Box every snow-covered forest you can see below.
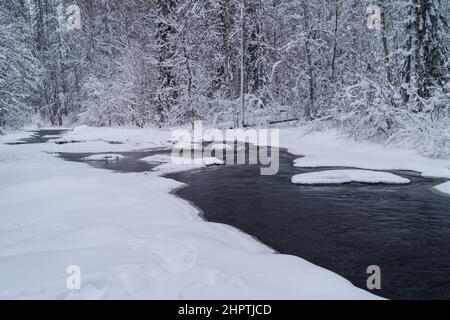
[1,0,450,157]
[3,0,450,301]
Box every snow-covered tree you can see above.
[401,0,449,110]
[2,0,450,157]
[0,0,42,132]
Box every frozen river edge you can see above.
[3,125,449,299]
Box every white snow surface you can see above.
[434,181,450,196]
[0,130,34,144]
[44,125,174,152]
[282,130,450,179]
[142,154,224,175]
[0,125,410,300]
[141,154,173,163]
[291,170,411,185]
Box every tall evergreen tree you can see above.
[154,0,179,123]
[402,0,449,110]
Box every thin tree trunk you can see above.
[379,1,392,84]
[240,0,246,128]
[330,1,339,81]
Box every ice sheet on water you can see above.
[291,169,410,185]
[434,181,450,196]
[142,154,224,174]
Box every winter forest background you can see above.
[1,0,450,157]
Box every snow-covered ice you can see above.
[283,130,450,179]
[49,125,173,152]
[142,154,224,175]
[82,154,124,161]
[189,157,224,166]
[291,170,411,185]
[141,154,172,163]
[434,181,450,196]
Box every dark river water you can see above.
[6,129,69,144]
[8,130,450,299]
[168,148,450,300]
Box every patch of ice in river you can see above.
[434,181,450,196]
[291,170,411,185]
[192,157,224,166]
[281,129,450,179]
[141,154,172,163]
[82,154,124,161]
[142,154,224,174]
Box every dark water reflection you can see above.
[56,139,450,299]
[168,149,450,300]
[59,149,172,173]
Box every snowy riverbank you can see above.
[1,125,448,299]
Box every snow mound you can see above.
[169,156,224,166]
[58,126,173,152]
[141,154,172,163]
[82,154,124,161]
[284,129,450,179]
[72,125,90,134]
[434,181,450,196]
[291,170,410,185]
[142,154,223,166]
[193,157,224,166]
[143,155,224,174]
